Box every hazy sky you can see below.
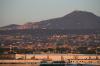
[0,0,100,27]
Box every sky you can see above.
[0,0,100,27]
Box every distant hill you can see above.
[39,10,100,29]
[0,22,39,30]
[0,10,100,30]
[0,24,20,30]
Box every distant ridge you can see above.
[0,10,100,30]
[39,10,100,29]
[0,24,20,30]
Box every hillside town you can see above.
[0,32,100,54]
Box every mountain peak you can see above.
[40,10,100,29]
[64,10,97,18]
[71,10,90,13]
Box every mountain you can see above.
[0,10,100,30]
[39,10,100,29]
